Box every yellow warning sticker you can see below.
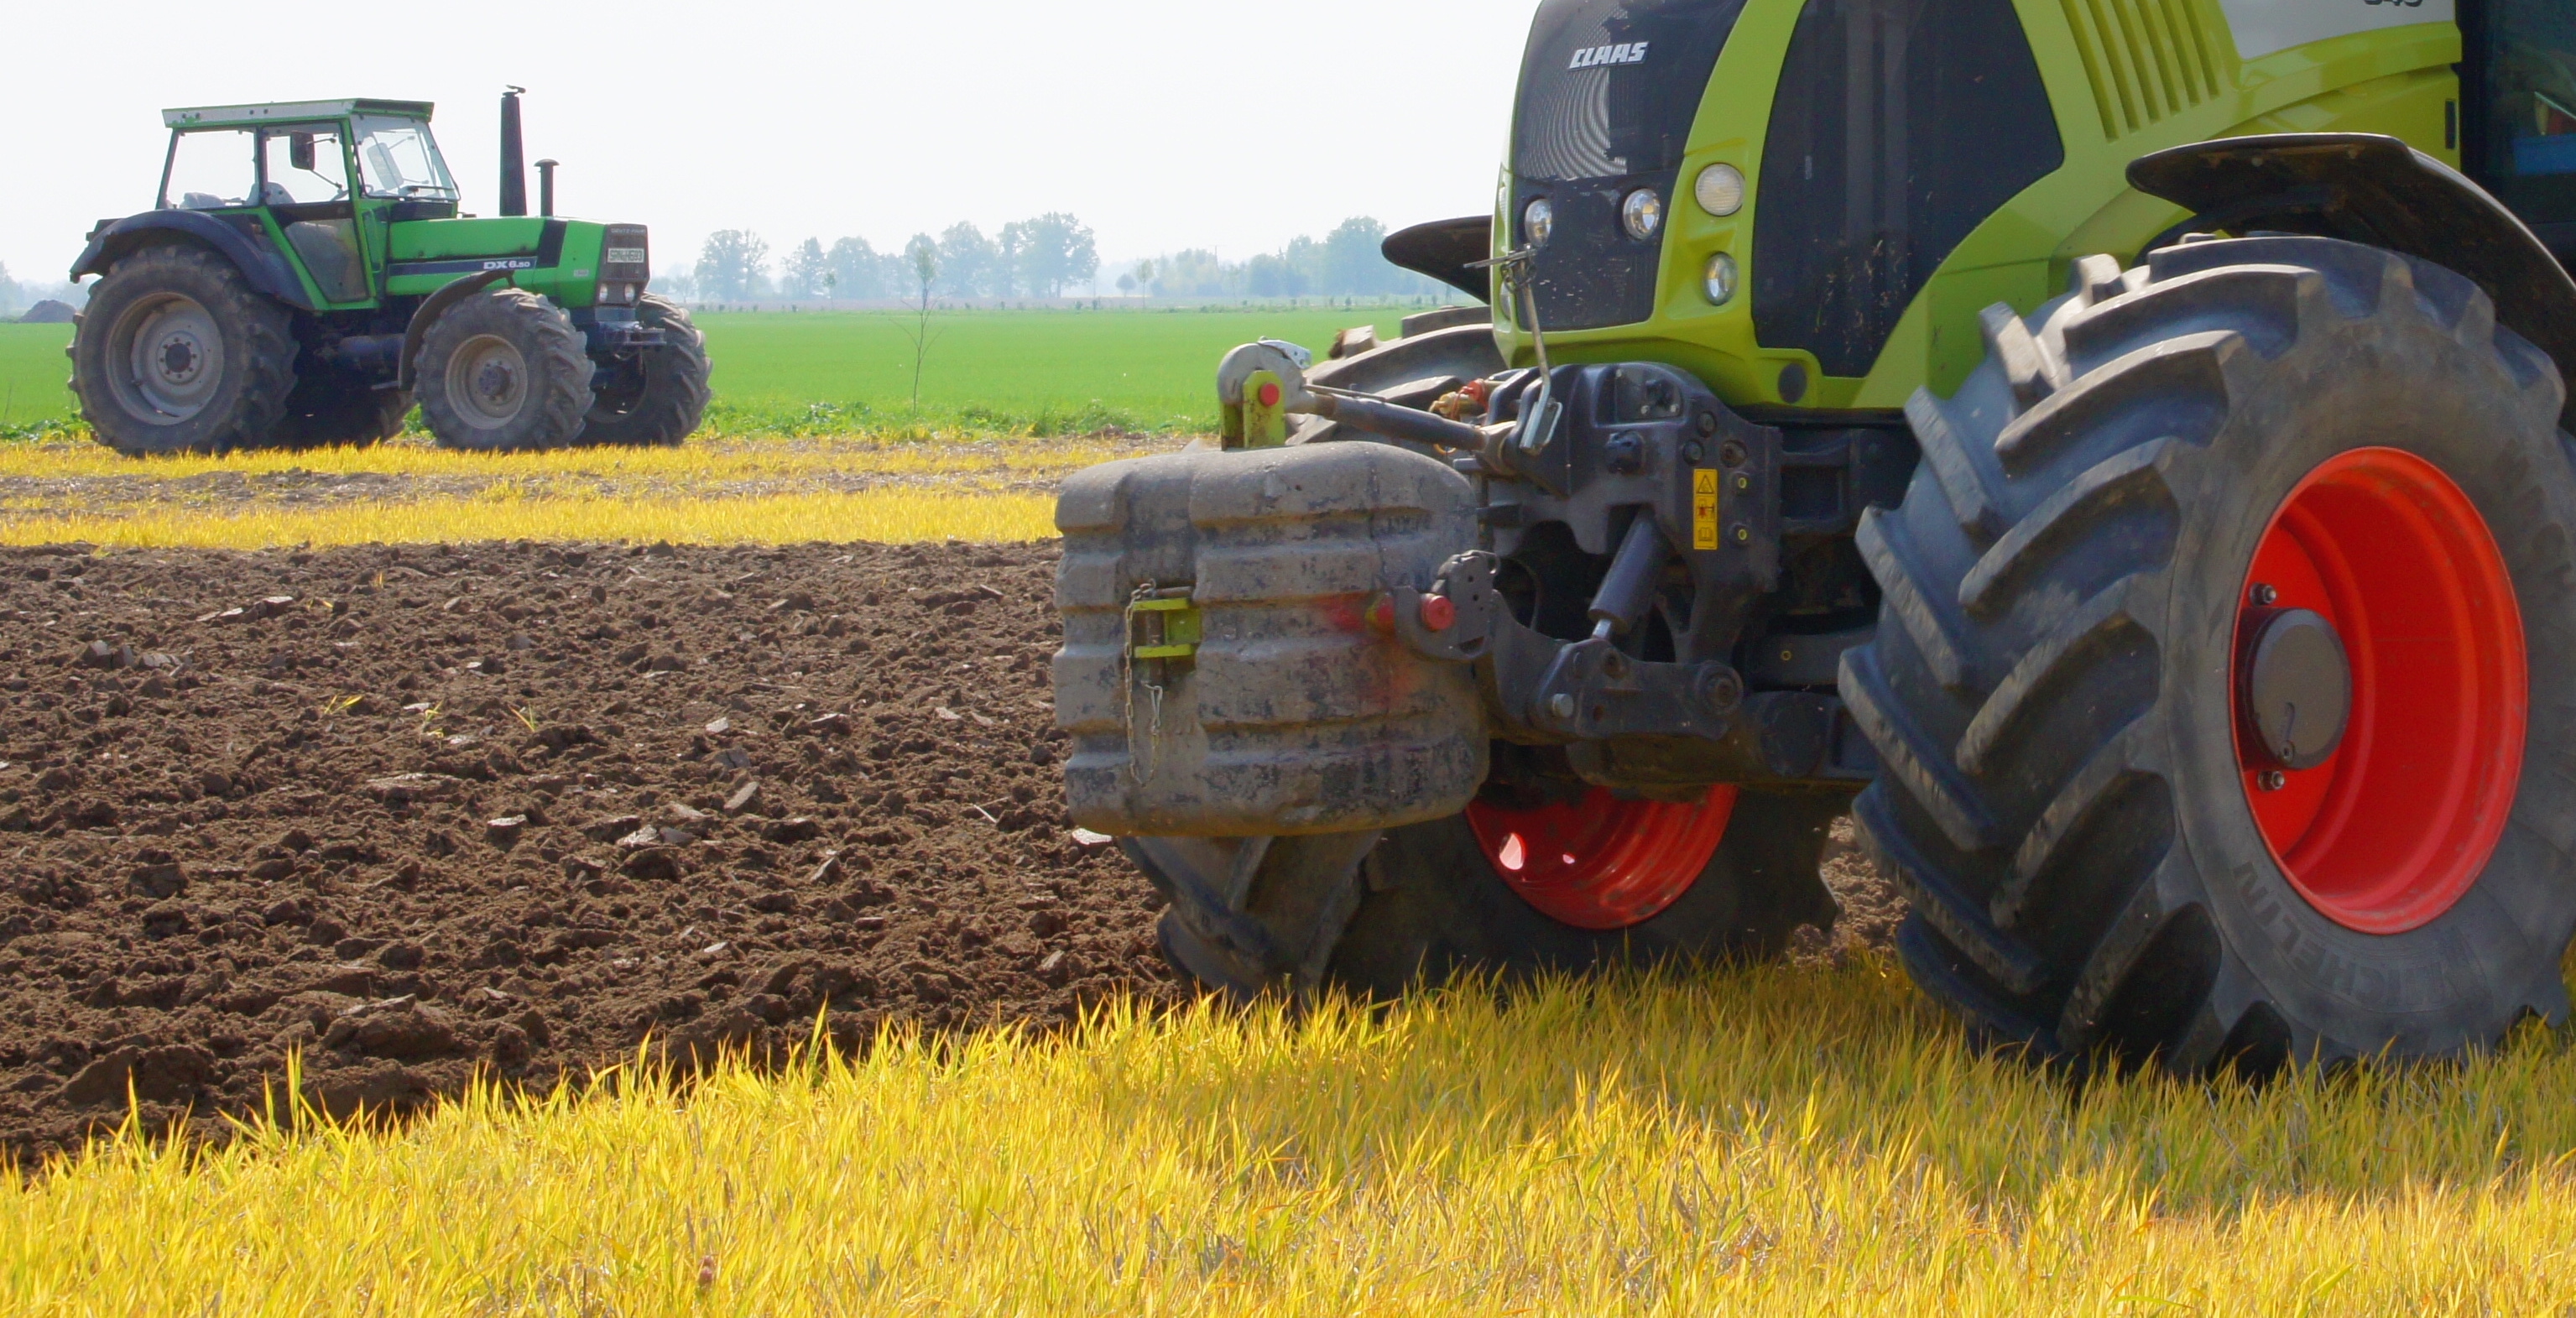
[1692,469,1721,550]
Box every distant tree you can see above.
[780,237,830,300]
[1115,272,1136,297]
[0,263,19,316]
[1001,213,1099,299]
[993,224,1027,300]
[1244,253,1302,299]
[1280,235,1326,292]
[936,222,1000,299]
[1152,250,1230,298]
[695,230,770,302]
[899,234,942,403]
[826,237,889,300]
[1321,218,1394,296]
[654,268,699,301]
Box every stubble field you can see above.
[0,315,2571,1311]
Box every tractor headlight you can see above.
[1695,164,1745,217]
[1622,188,1663,241]
[1703,253,1739,305]
[1523,198,1554,247]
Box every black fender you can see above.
[68,211,315,311]
[2130,133,2576,428]
[1383,216,1491,304]
[397,270,513,391]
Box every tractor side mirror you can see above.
[289,133,316,173]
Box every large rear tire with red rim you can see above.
[1125,786,1843,1001]
[1843,234,2576,1074]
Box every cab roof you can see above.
[163,100,434,128]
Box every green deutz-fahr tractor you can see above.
[68,91,709,455]
[1055,0,2576,1073]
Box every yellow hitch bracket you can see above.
[1129,596,1202,660]
[1239,369,1290,450]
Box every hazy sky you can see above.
[3,0,1538,289]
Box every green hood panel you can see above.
[388,217,558,260]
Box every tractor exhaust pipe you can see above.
[499,86,529,217]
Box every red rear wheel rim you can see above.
[1466,785,1738,930]
[2234,447,2526,935]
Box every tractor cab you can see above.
[2467,0,2576,259]
[155,100,457,307]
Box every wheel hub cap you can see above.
[2234,446,2526,935]
[2236,607,2349,771]
[156,335,203,383]
[109,294,224,423]
[447,334,530,428]
[1465,785,1737,930]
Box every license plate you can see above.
[605,247,647,266]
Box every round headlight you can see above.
[1695,164,1746,216]
[1622,189,1664,241]
[1704,253,1739,305]
[1523,197,1554,247]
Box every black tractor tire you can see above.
[1843,235,2576,1075]
[1127,790,1844,1001]
[67,243,297,456]
[577,294,712,447]
[415,288,595,451]
[269,377,409,450]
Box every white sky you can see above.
[3,0,1537,290]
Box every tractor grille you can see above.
[2059,0,2226,140]
[602,224,650,281]
[1510,0,1749,330]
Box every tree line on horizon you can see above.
[0,263,83,318]
[676,215,1442,304]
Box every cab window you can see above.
[2475,0,2576,247]
[352,118,459,201]
[258,126,352,207]
[1752,0,2064,378]
[161,128,256,210]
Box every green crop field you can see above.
[696,305,1443,432]
[0,325,73,432]
[0,304,1457,438]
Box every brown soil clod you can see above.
[0,540,1174,1164]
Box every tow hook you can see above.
[1370,556,1504,664]
[1366,591,1457,635]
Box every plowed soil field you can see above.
[0,539,1893,1164]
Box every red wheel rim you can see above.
[1466,785,1738,930]
[2234,447,2526,935]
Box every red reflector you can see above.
[1420,594,1456,632]
[1257,382,1282,408]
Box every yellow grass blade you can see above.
[5,966,2574,1313]
[0,489,1059,550]
[0,434,1148,485]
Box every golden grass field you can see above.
[0,433,1124,549]
[13,969,2576,1314]
[5,432,2576,1311]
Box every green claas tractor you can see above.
[67,91,710,455]
[1055,0,2576,1074]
